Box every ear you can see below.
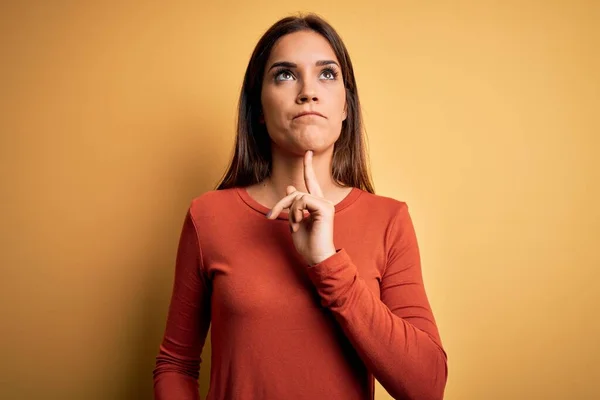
[342,103,347,122]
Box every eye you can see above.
[320,67,339,80]
[274,69,295,81]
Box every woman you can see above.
[153,13,447,400]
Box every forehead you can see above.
[267,30,339,65]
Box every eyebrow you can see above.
[267,60,340,71]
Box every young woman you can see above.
[153,13,448,400]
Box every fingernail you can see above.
[266,210,272,218]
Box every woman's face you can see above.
[260,30,347,155]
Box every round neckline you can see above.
[235,186,363,220]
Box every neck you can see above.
[264,145,344,200]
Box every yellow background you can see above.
[1,1,598,399]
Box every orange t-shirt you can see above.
[153,187,447,399]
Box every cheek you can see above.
[261,87,277,110]
[327,85,346,116]
[337,87,347,111]
[260,89,272,114]
[262,97,290,127]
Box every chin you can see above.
[295,141,336,155]
[270,128,337,153]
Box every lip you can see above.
[294,111,326,119]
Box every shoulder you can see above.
[187,187,240,219]
[343,189,414,241]
[355,189,410,219]
[354,192,422,264]
[355,190,419,244]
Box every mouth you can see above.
[294,111,326,119]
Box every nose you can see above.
[296,83,318,104]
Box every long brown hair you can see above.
[215,13,375,194]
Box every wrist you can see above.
[309,248,338,266]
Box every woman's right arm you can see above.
[153,208,212,400]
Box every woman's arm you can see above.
[153,209,212,400]
[306,203,447,400]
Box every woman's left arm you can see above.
[305,203,448,400]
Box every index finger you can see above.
[304,150,324,198]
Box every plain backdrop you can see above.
[1,1,598,399]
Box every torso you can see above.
[192,186,382,400]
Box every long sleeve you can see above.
[153,209,212,400]
[306,203,448,400]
